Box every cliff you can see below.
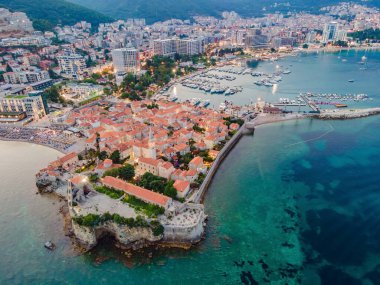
[72,220,162,250]
[70,202,207,250]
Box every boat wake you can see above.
[284,123,335,148]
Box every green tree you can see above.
[103,87,112,96]
[109,150,121,164]
[164,180,177,199]
[45,85,61,103]
[32,19,54,32]
[138,172,166,193]
[98,151,108,160]
[103,167,120,178]
[118,164,135,181]
[89,173,99,182]
[91,73,102,80]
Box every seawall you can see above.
[194,122,252,203]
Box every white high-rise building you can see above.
[111,48,140,73]
[153,39,177,57]
[335,30,347,42]
[153,38,204,56]
[57,53,86,80]
[322,22,347,43]
[176,39,204,55]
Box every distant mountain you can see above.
[0,0,113,31]
[67,0,380,23]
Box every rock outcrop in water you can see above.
[36,174,66,194]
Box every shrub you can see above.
[123,195,165,217]
[151,220,164,236]
[95,186,124,199]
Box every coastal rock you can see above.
[36,174,67,195]
[36,177,59,193]
[71,220,162,250]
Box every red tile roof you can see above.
[174,180,190,193]
[70,175,88,185]
[189,156,203,167]
[101,176,171,207]
[138,157,160,167]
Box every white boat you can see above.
[44,241,55,250]
[190,98,201,106]
[263,82,273,87]
[202,100,210,107]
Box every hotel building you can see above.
[111,47,140,73]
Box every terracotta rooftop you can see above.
[138,157,160,167]
[70,175,88,185]
[189,156,203,166]
[101,176,171,207]
[174,180,190,193]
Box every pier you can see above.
[299,94,320,112]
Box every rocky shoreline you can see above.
[36,182,203,253]
[36,185,199,255]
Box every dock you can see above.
[299,94,320,112]
[273,103,306,107]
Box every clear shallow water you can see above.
[174,50,380,110]
[1,52,380,284]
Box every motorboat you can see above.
[44,241,55,250]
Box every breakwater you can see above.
[314,108,380,120]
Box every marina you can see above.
[180,71,244,96]
[170,50,380,113]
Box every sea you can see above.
[1,50,380,285]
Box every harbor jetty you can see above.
[313,108,380,120]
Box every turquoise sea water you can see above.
[1,52,380,285]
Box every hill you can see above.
[0,0,113,31]
[67,0,380,24]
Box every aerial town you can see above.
[1,2,380,249]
